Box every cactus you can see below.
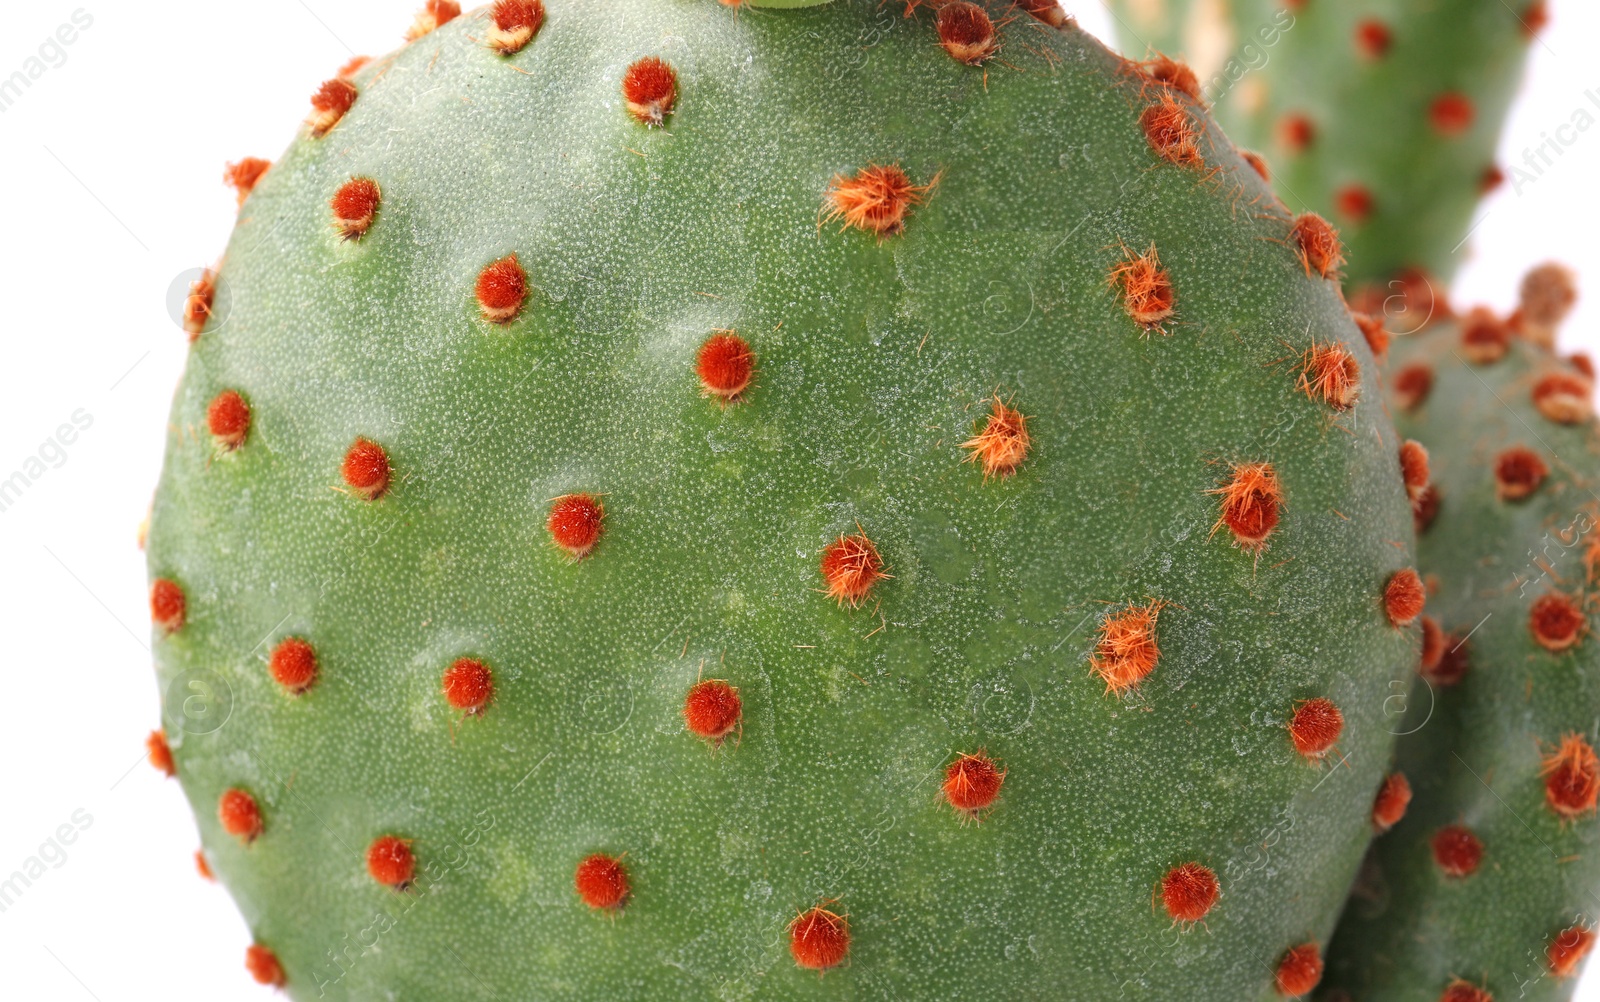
[1321,266,1600,999]
[1106,0,1544,294]
[148,1,1419,997]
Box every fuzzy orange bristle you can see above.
[1296,341,1360,410]
[1207,462,1283,553]
[622,57,677,126]
[1090,601,1164,694]
[820,532,888,608]
[1140,94,1203,167]
[1110,244,1176,332]
[1542,734,1600,819]
[822,164,936,238]
[442,657,494,714]
[961,397,1030,479]
[1290,213,1344,279]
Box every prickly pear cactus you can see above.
[1322,267,1600,999]
[1107,0,1543,292]
[149,2,1419,998]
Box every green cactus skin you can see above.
[1107,0,1542,293]
[149,2,1418,998]
[1322,293,1600,999]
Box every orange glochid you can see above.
[961,396,1030,479]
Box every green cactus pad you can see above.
[149,2,1416,998]
[1323,283,1600,999]
[1107,0,1542,292]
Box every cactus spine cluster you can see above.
[146,1,1422,998]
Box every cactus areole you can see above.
[149,2,1417,998]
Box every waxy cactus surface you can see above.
[150,2,1418,997]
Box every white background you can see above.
[0,2,1594,998]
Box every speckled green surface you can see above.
[149,2,1416,997]
[1109,0,1536,290]
[1323,322,1600,1000]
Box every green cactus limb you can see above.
[1322,273,1600,999]
[149,2,1415,997]
[1107,0,1542,292]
